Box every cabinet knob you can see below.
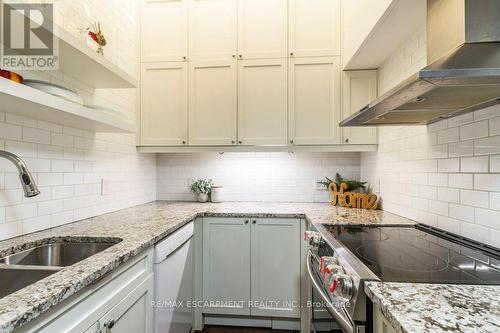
[104,319,115,329]
[182,140,186,145]
[345,138,349,143]
[289,140,294,144]
[290,52,294,56]
[182,56,186,60]
[244,220,249,224]
[238,140,242,144]
[252,220,256,224]
[238,54,242,58]
[232,54,236,58]
[231,140,235,144]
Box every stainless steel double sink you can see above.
[0,240,121,299]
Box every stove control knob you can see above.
[319,256,338,274]
[331,273,353,301]
[323,264,344,284]
[303,231,322,246]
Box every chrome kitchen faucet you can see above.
[0,150,40,197]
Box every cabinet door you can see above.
[289,57,341,145]
[189,0,237,60]
[238,59,287,146]
[289,0,340,57]
[237,0,288,59]
[203,218,251,315]
[189,60,237,145]
[140,62,188,146]
[342,70,378,144]
[250,218,301,318]
[141,0,187,62]
[98,275,154,333]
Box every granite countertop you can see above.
[0,201,413,333]
[365,282,500,333]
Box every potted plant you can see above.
[190,179,213,203]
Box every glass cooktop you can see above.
[323,224,500,284]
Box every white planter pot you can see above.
[211,186,224,203]
[197,193,209,203]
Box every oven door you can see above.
[307,250,355,333]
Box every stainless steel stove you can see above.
[305,222,500,333]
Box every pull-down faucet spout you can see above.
[0,150,40,198]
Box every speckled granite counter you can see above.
[0,201,413,333]
[365,282,500,333]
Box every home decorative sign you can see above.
[328,182,378,210]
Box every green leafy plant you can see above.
[317,173,367,192]
[190,179,213,194]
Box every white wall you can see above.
[361,28,500,247]
[0,1,156,240]
[157,152,361,202]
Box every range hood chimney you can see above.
[340,0,500,127]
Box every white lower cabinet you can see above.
[17,250,154,333]
[202,217,251,315]
[250,218,301,318]
[202,217,301,319]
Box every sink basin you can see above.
[0,267,59,299]
[0,242,117,267]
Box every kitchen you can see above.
[0,0,499,332]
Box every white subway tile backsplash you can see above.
[437,127,459,144]
[448,174,473,189]
[474,136,500,155]
[437,216,460,234]
[489,117,500,136]
[51,133,74,147]
[475,208,500,230]
[474,174,500,192]
[157,152,361,203]
[490,155,500,172]
[437,187,460,203]
[361,30,500,247]
[460,221,490,244]
[51,160,74,172]
[438,158,460,173]
[461,156,489,173]
[22,128,50,144]
[6,114,37,128]
[460,190,489,208]
[459,121,488,141]
[448,141,473,157]
[6,203,37,222]
[0,123,22,141]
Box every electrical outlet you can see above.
[101,179,111,196]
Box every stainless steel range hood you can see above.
[340,0,500,127]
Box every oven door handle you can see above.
[307,250,355,333]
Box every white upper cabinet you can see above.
[141,0,188,62]
[289,57,341,145]
[238,59,287,146]
[237,0,288,59]
[189,0,237,61]
[189,60,237,145]
[140,63,188,146]
[289,0,341,57]
[342,70,378,144]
